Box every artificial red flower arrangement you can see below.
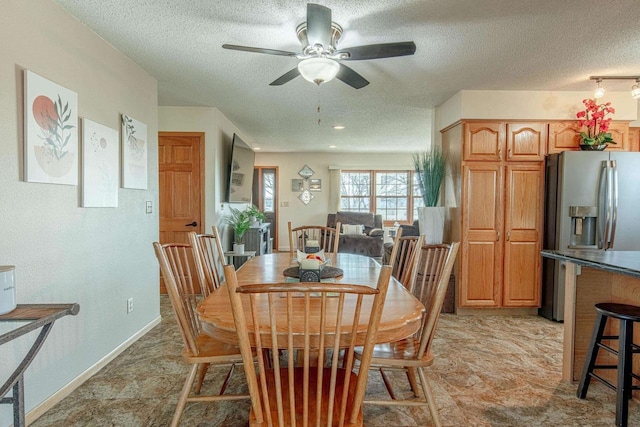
[576,98,616,146]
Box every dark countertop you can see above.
[541,250,640,280]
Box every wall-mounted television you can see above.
[226,134,255,203]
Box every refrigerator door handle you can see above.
[608,160,618,249]
[597,160,611,250]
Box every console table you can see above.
[0,303,80,426]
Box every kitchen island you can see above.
[541,250,640,383]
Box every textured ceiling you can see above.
[54,0,640,152]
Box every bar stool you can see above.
[577,302,640,427]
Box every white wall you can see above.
[158,106,255,248]
[0,1,159,424]
[255,152,422,251]
[436,90,639,131]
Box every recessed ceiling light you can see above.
[333,125,345,130]
[328,145,337,148]
[254,147,261,150]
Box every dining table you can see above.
[198,252,425,348]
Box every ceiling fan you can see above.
[222,3,416,89]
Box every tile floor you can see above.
[31,297,639,426]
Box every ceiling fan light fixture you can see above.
[298,57,340,85]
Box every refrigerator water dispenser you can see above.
[568,206,597,249]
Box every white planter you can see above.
[233,243,245,254]
[418,206,445,244]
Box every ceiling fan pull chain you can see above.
[317,87,321,126]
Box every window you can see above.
[340,171,371,212]
[340,170,421,224]
[375,172,409,222]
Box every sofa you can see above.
[327,212,384,258]
[383,220,419,264]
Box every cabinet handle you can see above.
[498,149,502,160]
[507,231,510,241]
[508,148,512,158]
[497,232,500,241]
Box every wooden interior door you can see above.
[253,166,278,250]
[158,132,204,293]
[460,163,503,307]
[502,163,544,307]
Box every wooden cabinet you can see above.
[445,121,545,309]
[506,123,547,161]
[548,121,630,153]
[502,163,544,307]
[461,163,503,306]
[464,122,546,162]
[630,127,640,151]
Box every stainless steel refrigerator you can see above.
[541,151,640,321]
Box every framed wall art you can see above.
[309,179,322,191]
[82,118,119,207]
[121,114,148,189]
[24,70,78,185]
[292,179,304,191]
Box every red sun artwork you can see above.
[32,95,58,130]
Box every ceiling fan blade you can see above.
[269,68,301,86]
[336,64,369,89]
[222,44,298,57]
[336,42,416,60]
[306,3,332,48]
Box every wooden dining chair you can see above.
[288,221,341,255]
[224,263,392,427]
[188,226,226,297]
[355,242,459,427]
[153,242,250,427]
[390,234,424,288]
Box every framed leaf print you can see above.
[121,114,148,189]
[24,70,78,185]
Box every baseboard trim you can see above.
[25,315,162,424]
[455,307,538,316]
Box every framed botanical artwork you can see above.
[24,70,78,185]
[291,179,304,191]
[82,119,119,207]
[309,179,321,191]
[121,114,148,189]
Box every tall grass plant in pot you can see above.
[413,148,448,244]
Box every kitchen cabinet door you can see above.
[506,123,547,161]
[463,122,505,161]
[630,127,640,152]
[460,163,503,307]
[502,163,544,307]
[548,122,581,154]
[549,121,630,153]
[605,122,629,151]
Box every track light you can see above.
[593,78,605,99]
[632,79,640,100]
[590,76,640,100]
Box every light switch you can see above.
[146,201,153,214]
[281,201,289,207]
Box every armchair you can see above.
[327,212,385,258]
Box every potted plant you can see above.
[576,99,616,150]
[413,148,448,244]
[246,204,266,227]
[227,207,251,254]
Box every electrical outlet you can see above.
[127,298,134,314]
[145,201,152,214]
